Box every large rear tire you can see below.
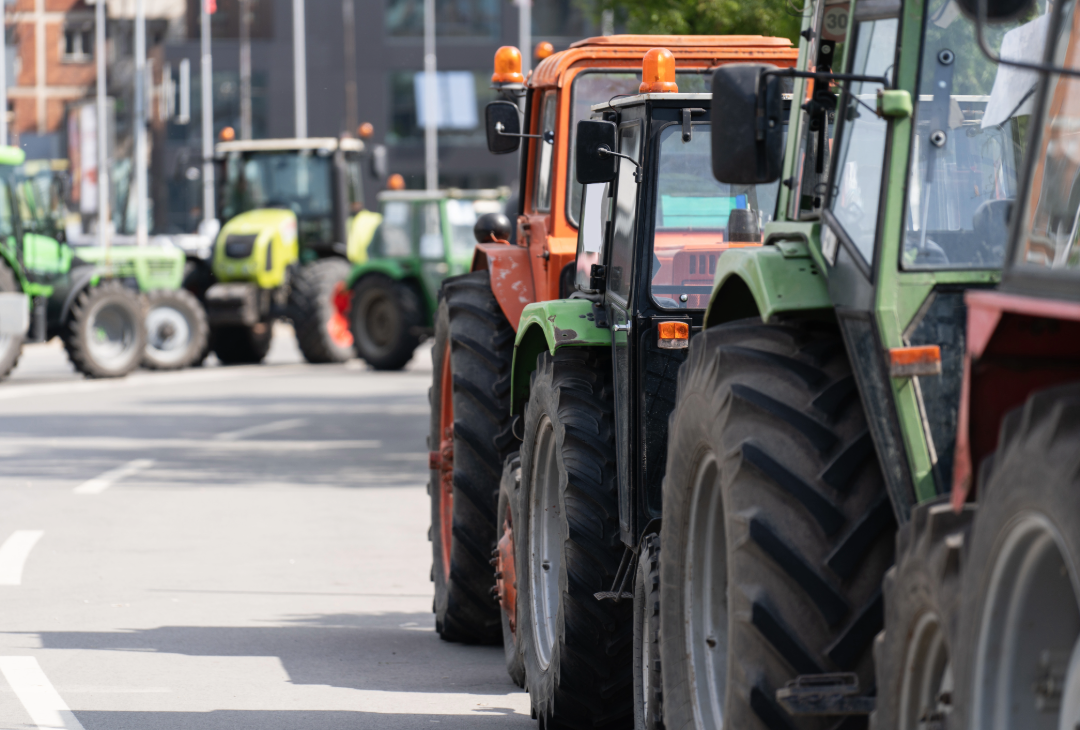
[634,534,664,730]
[659,319,895,730]
[352,273,423,371]
[210,320,272,365]
[428,270,515,644]
[496,453,527,688]
[290,258,355,364]
[517,348,632,729]
[951,384,1080,730]
[870,498,972,730]
[141,288,209,370]
[0,263,25,379]
[63,281,147,379]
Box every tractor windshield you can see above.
[902,0,1048,269]
[222,150,334,245]
[649,122,781,310]
[567,69,709,226]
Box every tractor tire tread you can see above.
[290,258,354,364]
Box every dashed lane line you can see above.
[0,531,43,586]
[215,418,308,441]
[0,656,86,730]
[73,458,155,495]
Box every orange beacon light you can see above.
[640,48,678,94]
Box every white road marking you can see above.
[0,437,378,452]
[215,418,308,441]
[73,459,155,495]
[0,531,43,586]
[0,656,86,730]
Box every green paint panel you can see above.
[75,245,185,291]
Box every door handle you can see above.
[612,323,631,332]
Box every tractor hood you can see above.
[213,208,299,287]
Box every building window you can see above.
[386,0,500,38]
[62,23,94,63]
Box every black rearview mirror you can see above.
[957,0,1034,21]
[575,120,618,185]
[485,101,521,155]
[711,64,784,185]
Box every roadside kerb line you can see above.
[0,531,44,585]
[215,418,308,441]
[73,459,155,495]
[0,656,86,730]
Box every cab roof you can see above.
[215,137,365,155]
[376,187,510,203]
[592,92,713,112]
[529,34,797,89]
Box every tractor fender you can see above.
[704,239,832,329]
[57,264,100,325]
[471,242,535,332]
[510,298,609,416]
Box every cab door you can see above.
[604,119,643,541]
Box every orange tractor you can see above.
[427,35,798,656]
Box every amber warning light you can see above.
[640,48,678,94]
[492,46,524,86]
[888,345,941,377]
[658,321,690,350]
[535,41,554,60]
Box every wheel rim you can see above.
[641,582,653,721]
[437,351,454,581]
[899,612,952,729]
[88,302,138,368]
[145,304,192,365]
[328,283,353,349]
[355,288,398,355]
[529,415,561,670]
[496,493,518,638]
[685,451,727,729]
[972,513,1080,730]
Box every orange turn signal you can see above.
[889,345,941,377]
[535,41,554,60]
[492,46,525,85]
[219,126,236,141]
[640,48,678,94]
[658,321,690,350]
[358,122,374,139]
[387,173,406,191]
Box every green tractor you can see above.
[196,137,374,365]
[17,160,208,371]
[0,150,149,379]
[347,187,508,370]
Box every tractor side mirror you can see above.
[575,120,618,185]
[575,182,607,293]
[957,0,1033,21]
[711,64,784,185]
[485,101,522,155]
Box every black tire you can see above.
[290,258,355,364]
[141,288,210,370]
[63,281,148,379]
[951,384,1080,730]
[659,319,895,730]
[517,348,632,729]
[351,272,423,371]
[428,270,516,644]
[0,262,25,379]
[210,320,272,365]
[634,534,664,730]
[870,498,972,730]
[496,453,527,688]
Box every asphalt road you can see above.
[0,326,531,729]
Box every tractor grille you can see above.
[224,234,258,259]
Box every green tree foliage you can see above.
[592,0,803,43]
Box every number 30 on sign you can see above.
[821,1,850,42]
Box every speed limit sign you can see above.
[821,1,850,42]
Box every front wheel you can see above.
[351,273,423,371]
[659,319,895,730]
[0,262,25,379]
[289,258,355,364]
[63,281,148,378]
[142,288,210,370]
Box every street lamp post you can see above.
[135,0,147,246]
[240,0,253,140]
[423,0,436,190]
[293,0,307,139]
[200,0,215,234]
[95,0,111,261]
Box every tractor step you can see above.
[775,673,875,716]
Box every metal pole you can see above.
[135,0,147,245]
[239,0,252,140]
[96,0,110,261]
[423,0,436,190]
[292,0,307,139]
[342,0,358,134]
[200,0,215,229]
[517,0,531,77]
[0,2,6,146]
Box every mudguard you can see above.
[510,298,609,416]
[704,239,832,329]
[212,209,299,288]
[471,242,535,333]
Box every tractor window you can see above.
[828,16,898,263]
[447,198,502,259]
[223,150,334,221]
[902,0,1046,269]
[345,154,364,214]
[650,123,781,309]
[533,92,557,213]
[380,201,413,257]
[420,202,443,259]
[608,122,642,302]
[0,178,14,239]
[1014,3,1080,274]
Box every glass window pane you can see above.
[420,202,443,258]
[534,92,557,212]
[608,123,642,301]
[381,201,413,257]
[448,198,502,258]
[828,17,898,262]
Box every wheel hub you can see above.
[328,283,353,348]
[89,302,138,367]
[495,506,518,633]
